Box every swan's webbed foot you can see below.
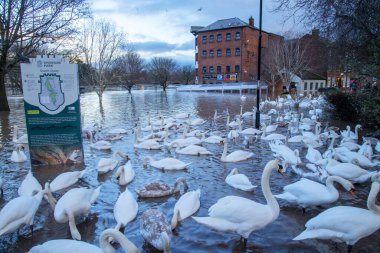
[302,208,306,214]
[347,245,353,253]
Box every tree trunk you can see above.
[162,83,167,91]
[128,86,132,93]
[0,69,10,111]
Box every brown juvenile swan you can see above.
[136,177,188,198]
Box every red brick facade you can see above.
[192,18,281,84]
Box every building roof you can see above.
[197,17,253,32]
[299,70,326,80]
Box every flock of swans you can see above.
[1,93,380,252]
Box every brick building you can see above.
[191,17,282,84]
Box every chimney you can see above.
[312,28,319,37]
[249,16,254,27]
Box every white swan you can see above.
[89,132,112,150]
[172,143,212,156]
[140,209,172,253]
[293,173,380,253]
[114,188,138,231]
[144,156,190,171]
[261,128,286,141]
[340,124,361,140]
[97,151,127,174]
[305,145,323,164]
[10,144,27,163]
[192,160,284,244]
[50,169,87,192]
[18,170,42,197]
[175,112,189,119]
[358,140,373,160]
[225,168,257,191]
[166,136,202,148]
[0,183,55,236]
[261,123,278,133]
[189,117,206,126]
[325,159,376,183]
[108,127,128,135]
[171,189,201,230]
[115,160,135,185]
[202,133,223,144]
[240,127,262,136]
[227,130,239,139]
[288,134,304,143]
[29,228,138,253]
[275,176,355,212]
[269,142,301,166]
[54,186,101,240]
[335,148,379,167]
[12,125,28,145]
[134,129,161,150]
[220,138,253,163]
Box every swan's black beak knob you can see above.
[349,188,356,197]
[277,164,285,176]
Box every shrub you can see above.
[326,89,380,137]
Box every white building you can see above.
[289,70,327,95]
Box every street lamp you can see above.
[255,0,263,129]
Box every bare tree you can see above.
[112,49,144,93]
[0,0,90,111]
[78,20,126,102]
[262,38,284,97]
[271,34,310,91]
[148,57,177,91]
[272,0,380,77]
[175,65,195,84]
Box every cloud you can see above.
[90,0,305,64]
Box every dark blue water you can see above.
[0,90,378,253]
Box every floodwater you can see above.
[0,90,379,253]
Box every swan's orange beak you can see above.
[349,188,356,197]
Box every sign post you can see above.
[21,55,84,166]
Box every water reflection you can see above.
[0,90,379,253]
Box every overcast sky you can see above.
[91,0,305,65]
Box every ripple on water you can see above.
[0,90,379,253]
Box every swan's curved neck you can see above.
[100,229,138,253]
[226,115,230,127]
[13,125,18,142]
[325,176,341,197]
[144,156,154,166]
[261,162,279,217]
[328,136,336,150]
[174,178,188,193]
[354,125,360,137]
[238,118,242,132]
[261,127,266,137]
[367,181,380,214]
[221,140,228,159]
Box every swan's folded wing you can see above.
[0,197,35,228]
[226,175,256,189]
[293,228,344,241]
[208,196,267,224]
[283,178,327,199]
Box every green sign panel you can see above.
[21,55,84,166]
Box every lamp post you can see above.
[255,0,263,129]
